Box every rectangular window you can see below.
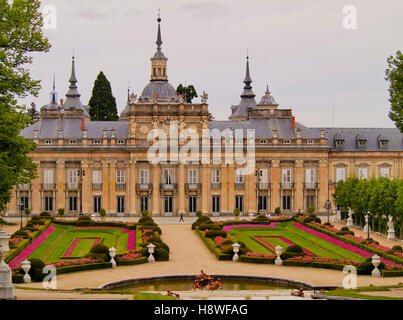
[235,195,244,212]
[235,168,243,183]
[19,197,29,211]
[140,196,148,213]
[117,196,125,213]
[69,196,78,212]
[163,169,173,184]
[116,169,125,184]
[336,168,346,182]
[93,196,102,213]
[188,169,197,184]
[68,170,78,184]
[258,195,267,211]
[282,169,292,183]
[380,167,390,178]
[258,168,268,183]
[164,196,173,213]
[92,170,102,184]
[306,195,315,210]
[212,196,220,213]
[43,170,53,183]
[358,167,368,180]
[189,196,197,213]
[44,197,53,212]
[282,195,291,211]
[305,168,315,183]
[140,169,149,184]
[212,169,220,183]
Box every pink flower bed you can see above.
[222,223,279,232]
[394,252,403,258]
[255,236,312,256]
[288,255,360,266]
[293,222,399,267]
[127,230,136,251]
[368,243,390,253]
[63,238,101,258]
[345,234,365,242]
[214,236,231,246]
[119,251,142,261]
[9,237,24,245]
[47,257,100,268]
[246,251,277,258]
[9,225,56,268]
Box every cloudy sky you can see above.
[22,0,403,128]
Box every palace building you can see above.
[6,18,403,217]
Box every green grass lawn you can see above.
[27,224,134,263]
[321,284,403,300]
[227,221,366,261]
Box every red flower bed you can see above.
[119,251,142,261]
[288,255,360,266]
[47,257,101,268]
[246,252,277,258]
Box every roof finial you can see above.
[244,53,252,88]
[51,74,57,104]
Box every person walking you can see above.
[179,212,184,222]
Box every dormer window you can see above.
[45,140,52,145]
[356,134,367,149]
[260,139,267,144]
[307,140,314,145]
[69,140,76,144]
[117,140,125,144]
[358,140,366,146]
[94,140,101,145]
[334,134,345,148]
[284,139,291,144]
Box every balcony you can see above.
[66,183,80,190]
[92,183,103,190]
[160,183,177,190]
[42,183,56,190]
[136,183,152,191]
[280,182,294,189]
[211,182,221,189]
[304,182,318,189]
[234,182,244,189]
[256,182,271,190]
[17,184,30,190]
[185,183,201,190]
[116,183,126,191]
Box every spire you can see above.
[241,55,255,98]
[266,85,270,94]
[156,13,162,51]
[50,74,57,104]
[66,55,80,98]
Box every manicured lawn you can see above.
[25,224,135,263]
[321,284,403,300]
[227,221,366,261]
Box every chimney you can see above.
[60,99,64,106]
[291,117,296,130]
[81,118,85,131]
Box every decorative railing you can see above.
[211,182,221,189]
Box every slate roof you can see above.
[140,81,178,99]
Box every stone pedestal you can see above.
[388,230,396,241]
[347,209,354,227]
[0,230,14,300]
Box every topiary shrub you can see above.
[304,214,321,224]
[285,244,304,254]
[28,258,46,282]
[195,210,203,218]
[40,211,52,218]
[90,243,109,254]
[357,258,386,275]
[138,216,154,224]
[75,215,92,226]
[233,208,241,217]
[336,226,354,236]
[274,207,281,216]
[84,243,110,261]
[24,208,31,216]
[141,210,149,217]
[31,216,41,221]
[137,247,148,256]
[253,215,268,222]
[14,230,28,238]
[57,208,65,216]
[154,248,169,261]
[198,222,215,231]
[280,244,306,260]
[392,245,403,251]
[192,215,213,230]
[99,208,106,217]
[307,206,315,214]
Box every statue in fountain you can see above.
[192,270,222,291]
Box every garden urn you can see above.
[371,255,381,277]
[0,229,14,299]
[21,259,31,283]
[109,247,117,269]
[147,243,156,263]
[275,245,283,266]
[232,243,241,262]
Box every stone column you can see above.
[271,160,280,211]
[152,164,160,216]
[295,160,304,211]
[228,164,235,214]
[129,159,137,216]
[247,170,256,215]
[319,159,328,212]
[56,160,65,211]
[0,230,14,299]
[220,164,228,215]
[101,160,109,212]
[31,161,41,214]
[109,161,117,214]
[201,165,208,214]
[81,160,90,214]
[178,164,185,215]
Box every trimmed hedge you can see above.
[205,230,227,238]
[12,274,24,284]
[239,255,275,264]
[53,219,136,230]
[294,218,403,265]
[55,262,113,275]
[116,257,148,266]
[382,269,403,277]
[195,229,232,261]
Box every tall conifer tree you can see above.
[89,71,118,121]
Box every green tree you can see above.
[26,102,39,123]
[385,50,403,132]
[176,84,198,103]
[88,71,118,121]
[0,0,51,104]
[0,0,50,212]
[395,181,403,238]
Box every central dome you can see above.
[140,81,178,100]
